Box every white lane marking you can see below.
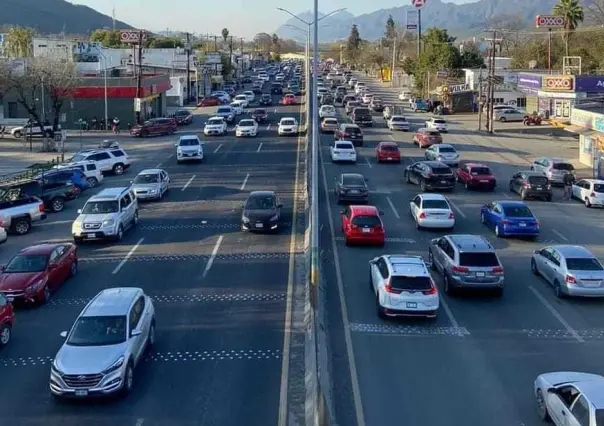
[320,137,367,426]
[502,192,510,198]
[553,229,569,242]
[240,173,250,191]
[202,235,223,279]
[37,219,72,227]
[528,286,584,343]
[364,157,372,168]
[112,238,144,275]
[135,419,145,426]
[389,134,395,141]
[257,142,263,152]
[278,126,303,426]
[438,296,462,335]
[156,162,162,167]
[267,124,271,131]
[213,144,223,153]
[448,199,466,219]
[386,196,400,219]
[182,175,195,191]
[274,108,278,113]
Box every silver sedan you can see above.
[130,168,170,201]
[531,245,604,297]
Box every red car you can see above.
[340,205,385,246]
[376,141,401,163]
[130,118,177,137]
[0,292,14,346]
[280,94,297,105]
[413,128,442,148]
[0,243,78,305]
[456,163,497,191]
[198,96,221,107]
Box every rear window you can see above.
[217,108,231,114]
[324,119,337,124]
[351,215,380,227]
[502,205,534,217]
[391,276,432,291]
[431,167,452,175]
[439,147,456,153]
[434,119,446,124]
[594,184,604,193]
[459,252,499,267]
[348,102,359,107]
[553,163,574,171]
[380,145,398,152]
[336,143,353,150]
[354,108,371,114]
[422,199,449,209]
[342,175,365,185]
[428,131,440,136]
[347,127,362,134]
[470,167,491,175]
[528,176,548,185]
[566,257,603,271]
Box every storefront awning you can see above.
[564,125,597,135]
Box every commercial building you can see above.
[464,58,528,108]
[568,107,604,177]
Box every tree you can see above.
[253,33,272,52]
[585,0,604,25]
[4,26,34,57]
[384,14,397,47]
[553,0,585,55]
[221,28,229,42]
[90,29,122,48]
[149,37,184,48]
[346,25,362,64]
[271,34,280,53]
[220,53,233,78]
[460,42,485,68]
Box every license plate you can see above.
[255,223,263,228]
[441,180,447,184]
[519,223,526,227]
[75,390,88,396]
[480,180,489,183]
[6,296,14,302]
[388,157,394,160]
[406,302,417,308]
[84,233,97,238]
[350,190,359,194]
[362,228,370,233]
[476,272,486,277]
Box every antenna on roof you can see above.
[112,6,116,30]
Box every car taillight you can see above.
[501,220,509,225]
[39,203,45,213]
[351,224,359,229]
[423,282,438,295]
[419,212,426,219]
[0,220,3,227]
[591,192,596,197]
[565,274,577,284]
[342,132,349,137]
[524,182,531,187]
[449,212,455,219]
[452,265,469,274]
[384,280,402,294]
[492,266,504,275]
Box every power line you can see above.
[493,25,604,36]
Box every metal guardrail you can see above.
[0,157,63,185]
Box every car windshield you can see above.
[566,257,604,271]
[342,175,365,186]
[262,95,271,99]
[422,199,449,209]
[391,276,432,291]
[208,119,223,125]
[235,96,246,100]
[175,111,188,116]
[355,108,370,114]
[432,167,452,175]
[324,119,337,124]
[553,163,574,171]
[471,167,491,175]
[428,131,440,136]
[281,120,295,125]
[502,205,534,218]
[67,315,128,346]
[82,200,119,214]
[246,196,276,210]
[134,174,159,184]
[434,119,446,124]
[179,138,199,146]
[348,102,359,107]
[351,215,380,227]
[391,117,405,122]
[4,254,48,273]
[336,143,353,150]
[239,120,255,127]
[439,147,456,153]
[459,252,499,267]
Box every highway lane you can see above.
[0,90,308,426]
[321,75,604,426]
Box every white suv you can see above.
[175,135,204,163]
[204,117,228,136]
[50,287,155,399]
[72,187,139,243]
[54,161,104,187]
[69,148,131,175]
[369,255,439,318]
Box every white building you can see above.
[464,58,527,108]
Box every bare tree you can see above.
[585,0,604,25]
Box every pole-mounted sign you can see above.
[412,0,426,7]
[535,15,566,28]
[120,30,148,43]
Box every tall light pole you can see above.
[97,50,109,129]
[285,25,311,130]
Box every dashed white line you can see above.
[112,238,144,275]
[364,157,372,168]
[37,219,73,227]
[386,197,400,219]
[213,144,223,153]
[448,199,466,218]
[274,108,278,113]
[266,124,271,131]
[182,175,196,191]
[257,142,263,152]
[552,229,569,242]
[202,235,223,279]
[528,286,584,343]
[240,173,250,190]
[502,192,511,198]
[438,296,463,335]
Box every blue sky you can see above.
[70,0,473,39]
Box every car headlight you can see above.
[148,189,157,194]
[102,219,115,227]
[72,221,82,230]
[26,277,47,293]
[242,216,250,223]
[269,214,279,221]
[102,356,125,375]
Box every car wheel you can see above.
[444,275,455,295]
[146,320,155,351]
[585,197,592,208]
[39,285,51,304]
[12,218,31,235]
[0,324,11,346]
[86,177,98,187]
[465,181,470,190]
[499,117,506,122]
[51,197,64,212]
[13,130,22,138]
[536,389,551,421]
[405,172,411,184]
[428,251,436,270]
[495,225,503,237]
[553,280,564,298]
[530,259,540,276]
[133,210,139,226]
[69,260,78,277]
[115,225,124,241]
[369,271,374,292]
[520,189,527,200]
[113,163,125,175]
[122,362,134,396]
[480,212,486,224]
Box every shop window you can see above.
[494,98,504,104]
[516,98,526,108]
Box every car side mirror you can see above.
[174,143,178,147]
[340,209,345,214]
[60,331,68,338]
[131,329,143,337]
[77,209,82,214]
[533,250,540,255]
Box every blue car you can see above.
[35,169,90,192]
[480,200,540,238]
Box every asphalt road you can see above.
[0,89,308,426]
[321,74,604,426]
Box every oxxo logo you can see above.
[543,76,573,91]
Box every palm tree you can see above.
[553,0,584,56]
[221,28,229,42]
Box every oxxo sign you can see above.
[535,15,566,28]
[543,75,574,92]
[120,30,148,43]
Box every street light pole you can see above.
[311,0,319,293]
[98,50,109,129]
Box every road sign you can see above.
[406,10,419,30]
[535,15,566,28]
[411,0,426,8]
[120,30,148,43]
[436,70,448,78]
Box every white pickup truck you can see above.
[11,123,58,139]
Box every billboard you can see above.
[575,76,604,92]
[517,74,542,89]
[535,15,566,28]
[542,75,574,91]
[120,30,148,43]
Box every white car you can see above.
[369,255,439,318]
[425,117,448,133]
[235,119,258,137]
[211,91,230,103]
[243,91,255,102]
[424,144,459,167]
[175,135,204,162]
[572,179,604,207]
[398,91,413,101]
[230,101,244,115]
[278,117,298,136]
[387,116,410,131]
[362,93,373,104]
[317,87,329,99]
[258,73,269,82]
[0,226,7,245]
[275,73,285,81]
[54,160,104,187]
[203,117,228,136]
[69,147,131,176]
[50,287,155,399]
[409,193,455,230]
[319,105,336,119]
[233,94,249,108]
[330,141,357,163]
[130,169,170,200]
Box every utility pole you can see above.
[214,36,218,52]
[229,36,233,70]
[417,8,422,56]
[485,30,497,134]
[391,36,397,88]
[478,67,483,131]
[135,29,144,125]
[185,32,191,104]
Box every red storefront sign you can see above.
[542,76,574,91]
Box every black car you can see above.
[509,171,552,201]
[173,109,193,125]
[259,94,272,105]
[242,76,253,83]
[271,83,283,95]
[370,100,384,112]
[404,161,455,192]
[335,173,369,204]
[351,107,373,126]
[241,191,283,232]
[334,124,363,146]
[252,87,263,95]
[251,108,268,123]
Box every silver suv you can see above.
[72,187,138,242]
[531,157,575,185]
[428,234,505,296]
[50,287,155,399]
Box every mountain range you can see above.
[0,0,132,35]
[275,0,560,42]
